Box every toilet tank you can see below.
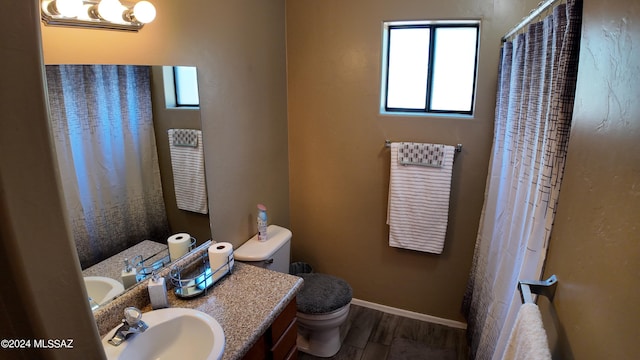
[234,225,291,274]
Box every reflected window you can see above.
[174,66,200,107]
[162,66,200,108]
[381,21,480,116]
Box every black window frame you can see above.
[383,22,480,116]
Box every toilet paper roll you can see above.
[168,233,191,262]
[208,242,234,282]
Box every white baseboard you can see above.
[350,298,467,330]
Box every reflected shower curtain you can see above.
[462,1,582,359]
[46,65,169,269]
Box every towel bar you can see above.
[518,275,558,304]
[384,140,463,153]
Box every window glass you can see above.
[430,27,478,112]
[386,28,430,109]
[174,66,200,107]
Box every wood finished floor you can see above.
[298,304,469,360]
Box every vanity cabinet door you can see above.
[269,298,297,360]
[243,335,267,360]
[270,298,297,343]
[271,317,297,359]
[243,298,298,360]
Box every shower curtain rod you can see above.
[502,0,563,42]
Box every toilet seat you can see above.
[296,273,352,315]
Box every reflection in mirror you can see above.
[44,64,211,310]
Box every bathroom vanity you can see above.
[93,246,303,360]
[243,298,298,360]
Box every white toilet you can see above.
[234,225,353,358]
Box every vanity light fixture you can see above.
[41,0,156,32]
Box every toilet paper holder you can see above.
[169,251,234,299]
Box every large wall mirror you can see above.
[44,64,211,310]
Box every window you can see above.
[162,65,200,108]
[381,21,480,116]
[174,66,200,107]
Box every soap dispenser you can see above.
[121,258,138,289]
[148,271,169,309]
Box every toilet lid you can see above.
[296,273,352,314]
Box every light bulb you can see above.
[98,0,126,23]
[55,0,83,18]
[77,4,94,21]
[132,1,156,24]
[42,0,53,14]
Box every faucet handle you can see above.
[123,307,143,326]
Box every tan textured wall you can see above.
[149,67,211,244]
[0,1,103,358]
[41,0,290,247]
[540,0,640,358]
[286,0,539,321]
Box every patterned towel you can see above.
[172,129,199,147]
[398,142,445,167]
[168,129,208,214]
[387,142,454,254]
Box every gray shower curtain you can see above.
[462,0,582,358]
[46,65,170,269]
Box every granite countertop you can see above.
[144,262,303,359]
[96,249,303,360]
[94,241,303,359]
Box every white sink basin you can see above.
[84,276,125,306]
[102,308,225,360]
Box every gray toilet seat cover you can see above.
[297,273,353,314]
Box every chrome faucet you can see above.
[88,297,100,312]
[108,307,148,346]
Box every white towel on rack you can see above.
[387,142,454,254]
[503,303,552,360]
[168,129,208,214]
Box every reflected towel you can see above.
[387,142,454,254]
[168,129,208,214]
[503,303,551,360]
[172,129,199,147]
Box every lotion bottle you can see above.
[121,258,138,289]
[257,204,268,241]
